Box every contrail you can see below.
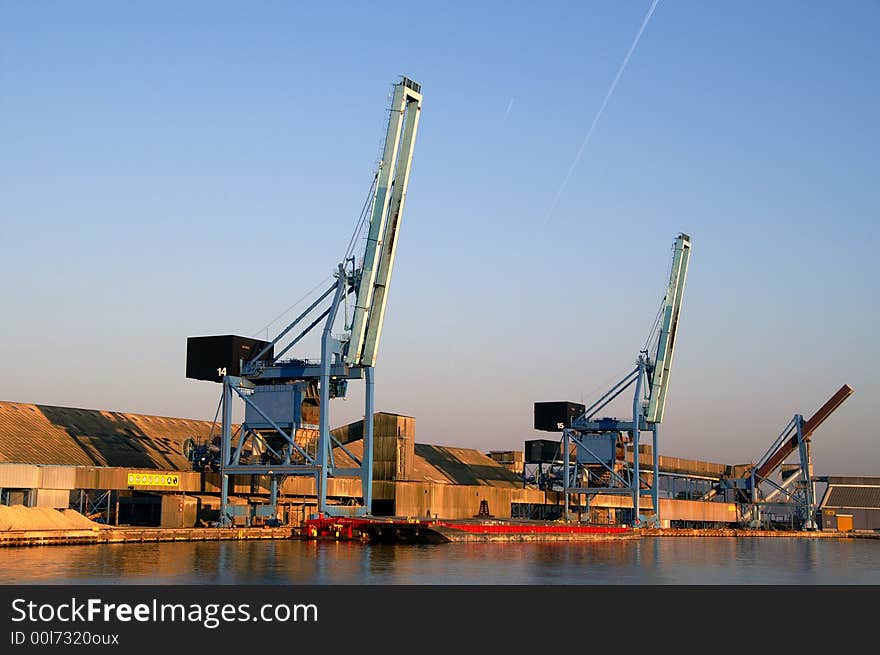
[502,97,515,122]
[544,0,661,224]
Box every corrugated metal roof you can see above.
[412,444,523,488]
[824,476,880,486]
[0,401,216,469]
[821,485,880,509]
[330,440,522,488]
[0,401,528,488]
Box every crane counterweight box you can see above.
[186,335,273,382]
[525,439,563,463]
[534,401,585,432]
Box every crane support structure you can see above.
[188,77,423,526]
[734,383,854,529]
[752,384,853,482]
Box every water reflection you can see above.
[0,538,877,585]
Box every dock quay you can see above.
[1,520,876,548]
[639,527,880,539]
[0,526,294,548]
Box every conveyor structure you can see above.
[711,384,854,529]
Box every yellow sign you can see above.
[127,472,180,488]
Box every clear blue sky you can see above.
[1,2,877,475]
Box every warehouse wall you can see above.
[32,489,71,509]
[374,481,545,520]
[821,507,880,531]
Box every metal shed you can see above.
[817,477,880,531]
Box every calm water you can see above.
[1,538,878,585]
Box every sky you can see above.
[1,1,878,475]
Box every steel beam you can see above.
[219,376,233,527]
[753,384,853,481]
[565,487,645,495]
[358,84,422,367]
[248,283,337,365]
[575,367,638,425]
[223,465,320,475]
[318,273,347,514]
[348,81,410,365]
[646,233,691,423]
[363,366,375,513]
[632,357,644,526]
[651,423,660,527]
[563,429,570,519]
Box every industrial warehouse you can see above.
[0,383,870,539]
[0,401,732,528]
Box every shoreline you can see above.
[1,523,877,548]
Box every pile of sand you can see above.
[0,505,105,531]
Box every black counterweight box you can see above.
[186,335,273,382]
[534,401,585,432]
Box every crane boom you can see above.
[752,383,854,481]
[347,77,422,367]
[645,232,691,424]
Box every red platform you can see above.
[301,515,630,542]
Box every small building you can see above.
[817,477,880,532]
[487,450,524,475]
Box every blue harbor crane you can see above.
[185,77,422,526]
[548,233,692,528]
